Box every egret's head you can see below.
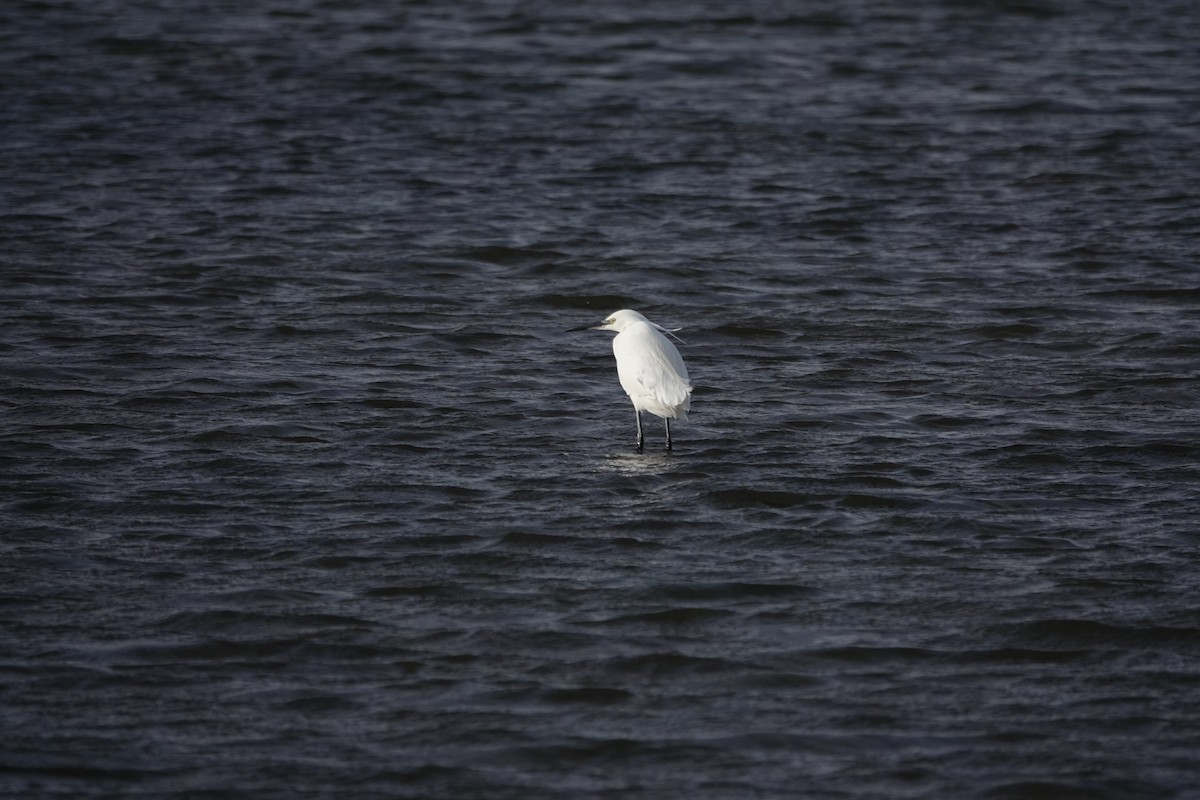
[595,309,648,332]
[568,308,648,334]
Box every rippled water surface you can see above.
[3,1,1200,797]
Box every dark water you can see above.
[3,0,1200,797]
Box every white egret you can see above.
[570,309,693,452]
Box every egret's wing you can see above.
[614,325,692,409]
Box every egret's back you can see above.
[613,320,692,420]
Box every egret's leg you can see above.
[665,417,672,451]
[634,410,645,452]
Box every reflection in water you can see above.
[597,450,679,476]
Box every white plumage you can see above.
[572,309,693,451]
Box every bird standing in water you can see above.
[571,309,692,452]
